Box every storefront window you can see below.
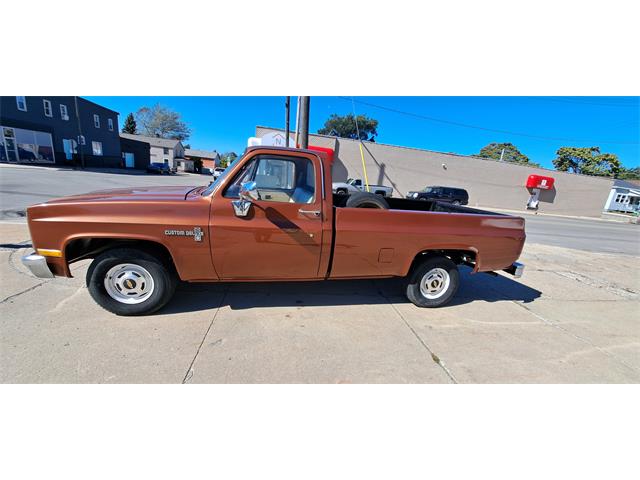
[1,126,55,163]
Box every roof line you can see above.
[255,126,616,183]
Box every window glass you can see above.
[108,118,114,131]
[16,96,27,111]
[11,128,54,162]
[60,104,69,120]
[224,155,315,204]
[92,141,103,156]
[94,115,100,128]
[43,99,52,117]
[0,136,6,162]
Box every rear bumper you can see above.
[503,262,525,278]
[21,254,54,279]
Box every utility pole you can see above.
[294,97,301,147]
[285,96,290,147]
[299,96,310,149]
[74,96,85,169]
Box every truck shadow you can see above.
[160,267,541,314]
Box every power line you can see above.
[337,97,640,146]
[527,97,639,108]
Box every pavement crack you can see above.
[181,286,229,384]
[552,270,639,299]
[1,281,49,304]
[375,281,458,384]
[511,300,640,376]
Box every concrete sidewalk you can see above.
[1,223,638,383]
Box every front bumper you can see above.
[21,254,54,279]
[503,262,525,278]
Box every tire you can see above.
[86,247,177,316]
[406,256,459,308]
[452,200,461,205]
[345,192,390,209]
[336,188,348,195]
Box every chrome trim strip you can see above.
[21,254,54,279]
[318,153,325,200]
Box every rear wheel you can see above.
[406,256,459,308]
[336,188,348,195]
[86,247,177,316]
[452,200,461,205]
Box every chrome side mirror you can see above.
[240,181,259,201]
[232,181,258,217]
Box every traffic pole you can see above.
[299,96,310,149]
[285,96,290,147]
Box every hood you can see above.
[43,185,202,205]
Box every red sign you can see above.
[526,174,555,190]
[307,145,335,164]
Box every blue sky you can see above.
[87,96,640,169]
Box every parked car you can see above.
[406,186,469,205]
[201,167,214,175]
[213,167,226,179]
[333,178,393,197]
[22,146,525,316]
[146,162,172,175]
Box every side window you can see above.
[224,155,315,204]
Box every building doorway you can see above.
[124,152,135,168]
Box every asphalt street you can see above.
[1,164,638,255]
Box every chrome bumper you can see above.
[21,254,54,279]
[503,262,525,278]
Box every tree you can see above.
[477,142,539,166]
[134,104,191,141]
[220,152,238,168]
[121,113,137,134]
[552,147,621,177]
[318,113,379,141]
[617,166,640,180]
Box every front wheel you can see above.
[406,256,459,308]
[86,247,177,316]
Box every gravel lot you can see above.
[1,221,638,383]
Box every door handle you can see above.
[298,209,321,217]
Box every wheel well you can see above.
[409,249,476,274]
[65,238,176,271]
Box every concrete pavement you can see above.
[1,222,638,383]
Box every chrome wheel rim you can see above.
[419,268,450,299]
[104,263,155,304]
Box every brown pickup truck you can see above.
[23,146,525,316]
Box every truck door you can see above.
[209,152,324,280]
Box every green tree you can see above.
[477,142,539,166]
[135,104,191,141]
[318,113,379,141]
[220,152,238,168]
[552,147,621,177]
[618,166,640,180]
[121,113,137,134]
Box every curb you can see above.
[472,205,638,224]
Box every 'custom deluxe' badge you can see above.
[164,227,204,242]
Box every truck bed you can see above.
[333,193,503,216]
[329,194,525,279]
